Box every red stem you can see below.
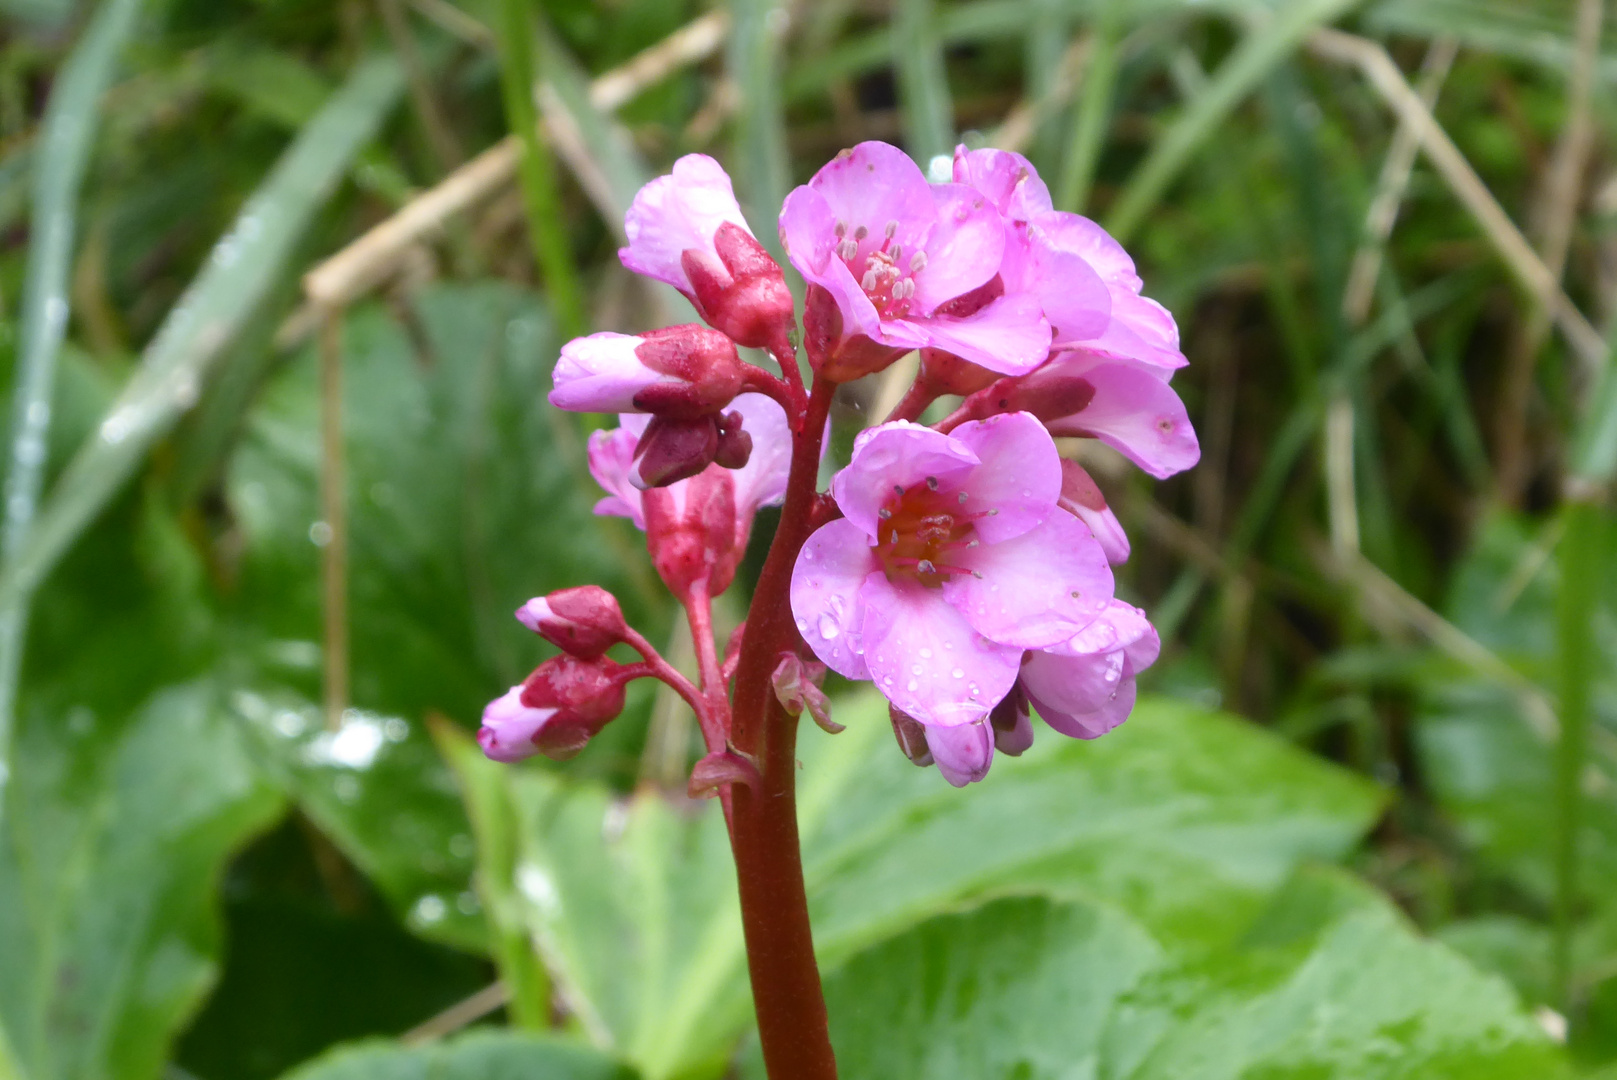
[727,376,839,1080]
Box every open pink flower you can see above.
[1020,599,1161,740]
[779,141,1050,379]
[790,412,1113,727]
[588,392,792,595]
[952,146,1186,373]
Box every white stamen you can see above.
[862,268,880,291]
[910,251,928,273]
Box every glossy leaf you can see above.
[486,691,1382,1079]
[276,1030,638,1080]
[820,876,1568,1079]
[0,680,283,1080]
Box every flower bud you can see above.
[633,415,720,489]
[713,410,754,470]
[644,468,739,599]
[549,326,743,421]
[684,222,797,354]
[928,720,995,787]
[889,704,934,767]
[1056,459,1129,565]
[803,284,906,382]
[516,586,628,659]
[773,653,841,734]
[989,684,1034,756]
[478,654,632,762]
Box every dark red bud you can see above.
[803,285,907,382]
[631,325,744,419]
[713,410,753,470]
[1057,459,1108,515]
[633,415,719,488]
[920,349,999,397]
[773,654,841,734]
[516,585,627,659]
[519,654,632,759]
[644,468,739,599]
[889,704,935,768]
[680,224,796,353]
[989,684,1034,757]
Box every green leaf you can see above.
[0,680,283,1080]
[820,877,1568,1079]
[485,691,1382,1078]
[276,1030,638,1080]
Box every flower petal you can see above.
[549,333,667,413]
[587,427,646,529]
[478,687,557,762]
[804,141,933,246]
[1042,356,1200,479]
[860,573,1022,727]
[1021,648,1126,735]
[779,184,885,338]
[926,720,994,786]
[791,519,879,679]
[911,183,1006,313]
[620,154,752,295]
[832,421,979,539]
[725,392,793,516]
[947,412,1063,543]
[951,145,1053,220]
[899,291,1051,376]
[944,513,1114,648]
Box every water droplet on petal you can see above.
[818,615,841,640]
[952,668,966,678]
[919,647,933,659]
[907,679,919,692]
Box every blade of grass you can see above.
[1554,495,1599,1011]
[495,0,586,340]
[0,0,145,785]
[1106,0,1362,243]
[0,54,404,651]
[893,0,955,165]
[1022,0,1069,164]
[1056,0,1124,213]
[727,0,791,257]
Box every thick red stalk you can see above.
[727,376,838,1080]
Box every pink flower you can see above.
[952,146,1186,373]
[619,154,794,352]
[955,352,1200,480]
[1020,599,1161,739]
[549,325,743,419]
[790,412,1114,727]
[885,598,1160,786]
[479,654,633,762]
[779,141,1051,380]
[515,585,628,659]
[588,392,793,596]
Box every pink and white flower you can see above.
[619,154,794,351]
[479,654,633,762]
[790,412,1114,727]
[550,324,743,419]
[780,141,1051,380]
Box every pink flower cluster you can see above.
[479,141,1196,792]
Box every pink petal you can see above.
[1042,356,1200,479]
[899,291,1051,375]
[1021,648,1127,735]
[1030,234,1112,346]
[832,422,979,539]
[791,519,879,679]
[1070,500,1130,565]
[725,392,793,517]
[1084,292,1187,374]
[478,687,556,762]
[587,427,646,529]
[944,513,1114,648]
[951,146,1053,219]
[859,573,1022,727]
[1032,210,1140,290]
[549,333,666,413]
[778,185,885,339]
[1035,677,1138,740]
[926,720,994,786]
[911,183,1006,313]
[620,154,752,295]
[804,141,933,247]
[947,412,1063,544]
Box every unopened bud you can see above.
[889,704,934,767]
[633,414,719,488]
[479,654,632,762]
[713,410,754,470]
[773,654,841,734]
[684,223,797,353]
[516,586,628,659]
[644,468,739,599]
[928,720,994,787]
[627,325,745,419]
[688,746,762,799]
[989,685,1034,756]
[1056,459,1129,565]
[803,284,906,382]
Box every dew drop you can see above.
[952,668,965,678]
[910,663,922,676]
[919,647,933,659]
[907,679,919,692]
[818,615,841,640]
[796,618,808,633]
[882,676,894,687]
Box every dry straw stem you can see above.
[1309,29,1607,378]
[989,34,1091,154]
[400,981,510,1045]
[302,10,729,310]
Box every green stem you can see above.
[1554,498,1601,1011]
[1055,0,1122,214]
[495,0,587,340]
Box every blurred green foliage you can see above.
[1,0,1615,1077]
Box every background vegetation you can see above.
[1,0,1615,1077]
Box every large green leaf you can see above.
[275,1030,637,1080]
[0,679,283,1080]
[478,691,1382,1079]
[819,876,1568,1079]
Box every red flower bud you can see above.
[644,468,739,599]
[515,586,628,659]
[479,654,633,762]
[684,222,797,354]
[803,284,906,382]
[888,704,934,767]
[629,325,745,420]
[633,415,719,488]
[713,410,753,470]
